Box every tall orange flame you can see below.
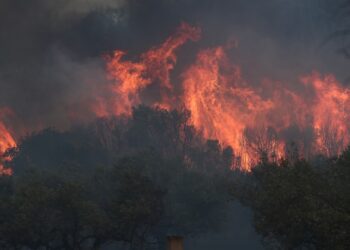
[182,46,275,169]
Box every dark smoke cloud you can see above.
[0,0,348,136]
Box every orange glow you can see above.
[96,23,350,170]
[301,73,350,157]
[0,109,16,175]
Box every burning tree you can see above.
[242,126,282,166]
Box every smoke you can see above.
[46,0,125,19]
[0,0,126,134]
[0,0,348,138]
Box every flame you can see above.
[301,73,350,157]
[0,109,16,175]
[182,46,350,169]
[99,23,350,170]
[181,47,275,169]
[100,23,201,116]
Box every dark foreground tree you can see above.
[0,162,165,249]
[245,152,350,249]
[0,159,229,249]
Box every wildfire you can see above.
[0,109,16,175]
[2,24,346,172]
[101,23,350,170]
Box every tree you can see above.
[0,172,104,250]
[246,155,350,249]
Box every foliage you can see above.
[0,106,232,249]
[245,153,350,249]
[3,106,349,249]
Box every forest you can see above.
[0,106,348,249]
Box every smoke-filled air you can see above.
[0,0,349,249]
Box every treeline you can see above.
[0,150,230,249]
[0,106,232,249]
[0,106,349,249]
